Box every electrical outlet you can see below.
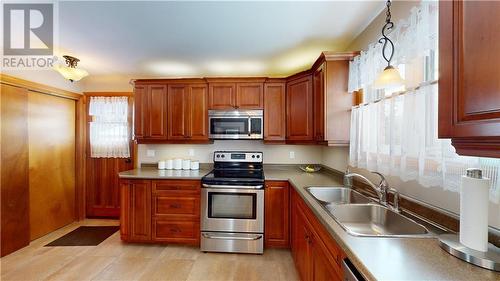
[289,151,295,159]
[146,149,155,157]
[188,149,195,157]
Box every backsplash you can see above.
[137,141,323,165]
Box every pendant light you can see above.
[54,55,89,82]
[373,0,404,89]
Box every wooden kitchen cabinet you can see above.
[439,1,500,157]
[208,79,265,110]
[264,181,289,248]
[286,74,314,142]
[168,83,209,141]
[311,52,357,145]
[133,84,167,140]
[120,179,151,242]
[291,188,343,281]
[263,81,286,142]
[120,179,200,245]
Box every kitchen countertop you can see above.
[118,166,499,280]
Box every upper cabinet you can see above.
[286,74,314,142]
[312,52,357,146]
[439,1,500,158]
[207,79,265,110]
[264,80,286,142]
[133,80,209,144]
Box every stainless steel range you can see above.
[201,151,264,254]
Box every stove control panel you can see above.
[213,151,263,163]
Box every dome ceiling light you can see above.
[54,55,89,82]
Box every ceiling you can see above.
[56,1,385,87]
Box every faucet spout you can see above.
[344,171,390,206]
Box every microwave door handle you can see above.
[248,117,251,136]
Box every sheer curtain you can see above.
[348,1,500,203]
[89,96,130,158]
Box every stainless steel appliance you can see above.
[201,151,264,254]
[208,110,263,140]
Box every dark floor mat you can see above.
[45,226,119,246]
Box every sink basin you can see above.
[306,187,371,204]
[326,204,429,237]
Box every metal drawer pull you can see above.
[202,233,263,241]
[202,184,263,189]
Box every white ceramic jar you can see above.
[158,161,166,170]
[165,159,173,169]
[173,158,183,170]
[190,160,199,170]
[182,159,191,170]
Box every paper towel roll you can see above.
[459,169,490,252]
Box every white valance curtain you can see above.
[89,97,130,158]
[348,1,500,203]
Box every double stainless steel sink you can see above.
[306,187,430,237]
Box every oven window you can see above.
[208,192,256,219]
[210,118,249,135]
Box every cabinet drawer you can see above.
[152,180,200,196]
[152,219,200,244]
[153,196,199,218]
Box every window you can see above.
[89,96,130,158]
[348,1,499,203]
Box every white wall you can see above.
[138,141,323,165]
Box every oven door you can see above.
[201,187,264,233]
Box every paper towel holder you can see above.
[438,234,499,271]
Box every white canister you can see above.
[165,159,173,170]
[190,160,200,170]
[173,158,183,170]
[182,159,191,170]
[158,161,166,170]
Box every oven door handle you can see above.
[202,233,263,241]
[202,184,263,189]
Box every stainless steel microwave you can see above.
[208,110,263,140]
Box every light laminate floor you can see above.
[0,219,299,281]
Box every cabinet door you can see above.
[311,238,342,281]
[291,204,312,281]
[439,1,500,157]
[264,83,286,142]
[189,85,209,140]
[121,180,151,241]
[168,84,189,140]
[264,181,289,248]
[133,85,148,139]
[208,83,236,109]
[236,83,263,109]
[287,76,314,141]
[148,85,168,139]
[313,64,325,141]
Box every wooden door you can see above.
[264,181,289,248]
[120,179,151,241]
[28,91,76,240]
[86,93,134,218]
[168,84,189,140]
[236,83,263,109]
[264,82,286,142]
[287,75,314,141]
[313,64,325,141]
[189,84,209,140]
[1,84,30,257]
[133,85,147,139]
[148,85,168,139]
[208,83,236,109]
[439,0,500,157]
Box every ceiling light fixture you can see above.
[54,55,89,82]
[373,0,404,89]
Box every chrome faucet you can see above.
[344,169,390,207]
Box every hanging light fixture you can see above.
[373,0,404,89]
[53,55,89,82]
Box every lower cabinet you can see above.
[291,188,343,281]
[120,179,200,245]
[264,181,290,248]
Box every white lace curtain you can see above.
[89,97,130,158]
[348,1,500,203]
